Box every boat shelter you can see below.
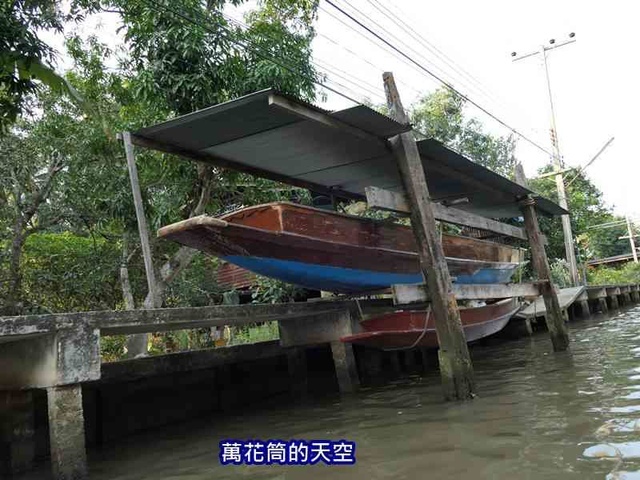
[131,89,566,220]
[123,82,571,403]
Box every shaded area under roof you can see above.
[133,89,567,218]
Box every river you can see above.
[31,306,640,479]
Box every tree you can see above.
[529,165,628,263]
[410,88,517,177]
[0,0,94,132]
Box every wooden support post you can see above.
[358,348,384,383]
[403,350,419,374]
[123,131,160,357]
[632,291,640,303]
[330,341,359,394]
[599,297,609,313]
[0,390,35,476]
[519,196,570,351]
[608,295,619,310]
[624,292,632,305]
[383,72,475,400]
[578,300,591,318]
[286,347,308,399]
[420,348,431,372]
[47,384,88,480]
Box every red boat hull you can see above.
[341,298,520,349]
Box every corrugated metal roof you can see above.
[133,89,567,218]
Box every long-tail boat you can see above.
[340,298,520,349]
[158,202,524,295]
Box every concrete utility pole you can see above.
[625,216,639,263]
[512,32,580,286]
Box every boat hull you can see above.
[222,255,518,293]
[341,298,520,349]
[158,202,523,294]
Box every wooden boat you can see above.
[340,298,520,349]
[158,202,524,294]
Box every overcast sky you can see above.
[48,0,638,219]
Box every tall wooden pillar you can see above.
[519,196,570,351]
[383,72,475,400]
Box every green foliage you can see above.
[229,321,279,345]
[530,166,627,262]
[20,232,121,312]
[115,0,318,115]
[588,263,640,286]
[410,88,517,177]
[0,0,96,132]
[549,259,572,288]
[101,335,127,362]
[251,275,306,304]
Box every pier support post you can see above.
[47,384,88,480]
[578,300,591,318]
[383,72,475,400]
[330,341,359,394]
[0,390,35,475]
[608,295,619,310]
[623,292,632,305]
[599,297,609,313]
[359,348,384,382]
[519,194,569,351]
[632,291,640,303]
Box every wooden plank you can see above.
[383,72,475,401]
[515,286,586,319]
[393,283,543,304]
[366,186,528,241]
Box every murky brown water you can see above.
[29,306,640,479]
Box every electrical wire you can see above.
[323,0,555,157]
[365,0,546,140]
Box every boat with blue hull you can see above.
[158,202,524,295]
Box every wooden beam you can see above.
[515,164,569,350]
[393,283,544,305]
[122,132,158,304]
[268,94,388,145]
[383,72,475,401]
[366,186,528,240]
[520,196,569,351]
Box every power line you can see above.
[363,0,500,107]
[365,0,545,140]
[323,0,554,157]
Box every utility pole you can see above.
[512,32,580,286]
[625,216,639,263]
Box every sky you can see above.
[307,0,639,219]
[45,0,639,218]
